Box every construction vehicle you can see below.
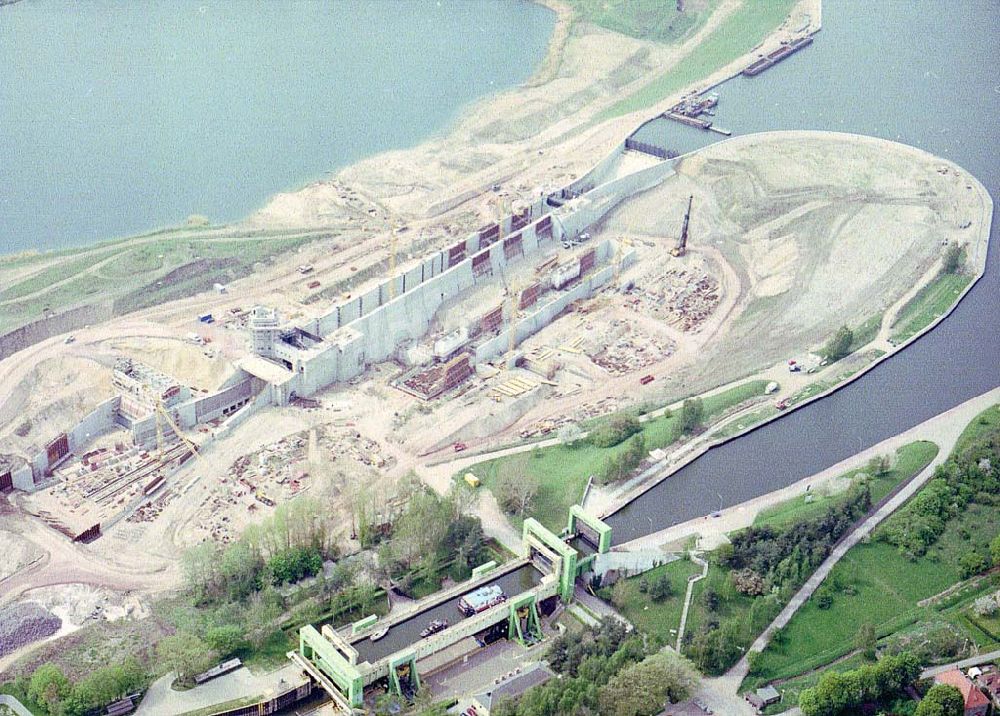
[671,195,693,257]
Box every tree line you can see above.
[877,418,1000,563]
[492,619,699,716]
[688,484,872,673]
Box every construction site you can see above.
[0,116,988,716]
[0,125,983,550]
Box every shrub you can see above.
[973,594,999,617]
[680,398,705,434]
[590,413,642,448]
[649,574,674,602]
[823,325,854,361]
[732,568,767,596]
[941,242,966,274]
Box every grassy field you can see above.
[602,558,703,641]
[465,380,769,531]
[848,314,883,351]
[752,441,939,530]
[0,231,329,334]
[746,418,1000,696]
[597,0,798,120]
[567,0,721,44]
[889,273,972,344]
[954,403,1000,454]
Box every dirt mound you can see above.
[108,336,233,392]
[0,354,113,456]
[0,530,44,583]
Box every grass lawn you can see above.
[567,0,721,44]
[0,249,119,302]
[0,233,325,334]
[466,380,769,532]
[752,441,939,530]
[715,405,779,439]
[685,559,758,640]
[758,652,870,715]
[747,541,962,686]
[747,494,1000,690]
[604,558,703,642]
[849,314,883,351]
[597,0,798,120]
[954,403,1000,455]
[890,273,972,343]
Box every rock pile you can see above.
[0,602,61,657]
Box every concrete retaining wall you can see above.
[471,243,630,365]
[0,301,114,361]
[67,396,121,452]
[12,463,34,491]
[564,142,627,197]
[285,157,662,399]
[14,396,122,491]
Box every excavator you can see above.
[670,195,693,257]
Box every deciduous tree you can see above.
[915,684,964,716]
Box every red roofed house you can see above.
[972,666,1000,708]
[933,669,990,716]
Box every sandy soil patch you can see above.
[0,355,113,458]
[107,336,234,393]
[0,531,43,584]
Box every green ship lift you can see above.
[293,504,613,708]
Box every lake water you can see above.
[608,0,1000,541]
[0,0,554,254]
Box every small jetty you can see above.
[663,92,730,135]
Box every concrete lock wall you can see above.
[67,396,121,453]
[564,142,627,197]
[585,155,679,210]
[192,378,256,424]
[12,464,34,491]
[132,414,158,448]
[471,244,623,365]
[294,212,563,396]
[215,386,274,440]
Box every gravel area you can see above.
[0,602,61,658]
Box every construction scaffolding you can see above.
[396,354,473,400]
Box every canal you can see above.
[606,0,1000,543]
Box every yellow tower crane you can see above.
[387,226,398,301]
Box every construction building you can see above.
[241,139,680,407]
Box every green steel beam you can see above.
[523,517,577,600]
[507,593,542,646]
[472,560,498,580]
[388,652,420,699]
[568,504,612,553]
[351,614,378,635]
[299,625,364,707]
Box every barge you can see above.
[742,35,814,77]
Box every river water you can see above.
[608,0,1000,542]
[0,0,553,254]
